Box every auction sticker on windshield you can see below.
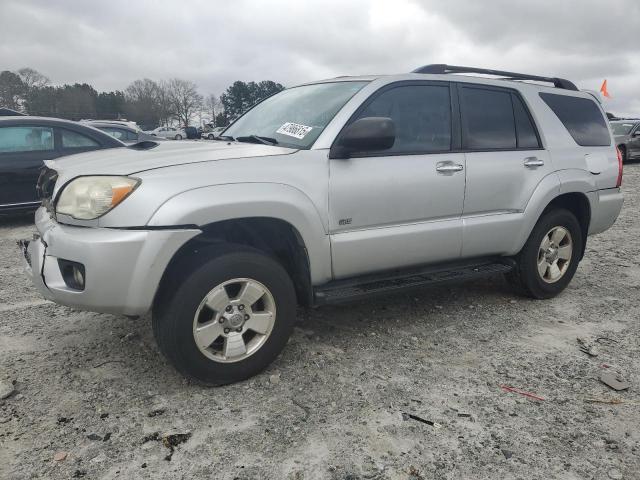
[276,122,313,139]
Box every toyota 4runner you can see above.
[20,64,624,385]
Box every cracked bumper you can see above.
[20,207,200,316]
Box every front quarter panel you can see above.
[148,183,332,285]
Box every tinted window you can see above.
[354,84,451,153]
[61,130,99,148]
[100,127,127,140]
[512,94,540,149]
[0,126,54,153]
[461,87,516,149]
[540,93,610,146]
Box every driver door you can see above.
[328,82,466,279]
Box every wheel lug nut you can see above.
[244,314,250,320]
[236,327,242,332]
[238,305,245,311]
[225,305,233,312]
[219,317,225,323]
[224,328,230,334]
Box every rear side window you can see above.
[512,94,540,149]
[0,126,54,153]
[539,93,610,146]
[61,129,100,148]
[355,84,452,153]
[461,87,516,149]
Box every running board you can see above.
[313,259,514,305]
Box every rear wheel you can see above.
[153,246,296,385]
[619,145,627,163]
[508,209,583,299]
[208,134,215,140]
[175,134,183,140]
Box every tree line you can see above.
[0,68,284,130]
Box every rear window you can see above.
[539,93,610,146]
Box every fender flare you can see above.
[147,183,332,284]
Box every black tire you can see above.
[152,245,296,385]
[175,134,183,140]
[208,134,214,140]
[619,145,627,163]
[507,208,583,299]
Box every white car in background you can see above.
[146,126,186,140]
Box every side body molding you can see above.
[148,183,332,285]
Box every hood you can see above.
[48,140,297,178]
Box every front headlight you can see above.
[56,176,140,220]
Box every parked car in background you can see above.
[85,121,158,145]
[611,119,640,163]
[203,126,226,140]
[184,126,200,140]
[146,126,186,140]
[21,65,623,385]
[0,117,124,213]
[80,119,141,131]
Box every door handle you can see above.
[436,163,464,173]
[523,157,544,168]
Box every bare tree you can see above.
[205,94,220,125]
[17,68,50,91]
[166,78,203,127]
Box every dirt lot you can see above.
[1,165,639,480]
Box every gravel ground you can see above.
[1,164,639,480]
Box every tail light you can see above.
[615,146,623,188]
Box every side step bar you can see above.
[313,259,514,305]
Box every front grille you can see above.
[36,166,58,212]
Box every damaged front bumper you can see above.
[19,207,200,316]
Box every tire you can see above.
[152,245,296,385]
[507,208,583,299]
[208,134,214,140]
[619,145,627,163]
[175,134,183,140]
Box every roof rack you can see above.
[412,64,578,91]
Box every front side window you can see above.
[540,93,610,146]
[61,129,99,148]
[461,87,516,149]
[0,126,54,153]
[101,127,127,140]
[352,84,451,154]
[223,81,368,149]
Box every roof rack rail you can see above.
[412,64,578,91]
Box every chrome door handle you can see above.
[524,157,544,168]
[436,163,464,173]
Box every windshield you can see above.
[222,81,368,149]
[611,122,636,135]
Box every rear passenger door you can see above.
[458,84,551,258]
[0,125,58,207]
[329,82,466,278]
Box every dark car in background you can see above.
[84,121,158,144]
[0,117,124,213]
[611,119,640,163]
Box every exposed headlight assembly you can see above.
[56,176,140,220]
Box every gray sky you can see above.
[1,0,639,115]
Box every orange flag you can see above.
[600,79,611,98]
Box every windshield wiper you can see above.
[235,135,278,146]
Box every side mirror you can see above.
[330,117,395,159]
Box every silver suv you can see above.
[21,64,624,385]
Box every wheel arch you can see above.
[153,217,315,311]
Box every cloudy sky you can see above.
[1,0,639,115]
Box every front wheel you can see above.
[175,134,183,140]
[208,134,215,140]
[152,246,296,385]
[507,209,583,299]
